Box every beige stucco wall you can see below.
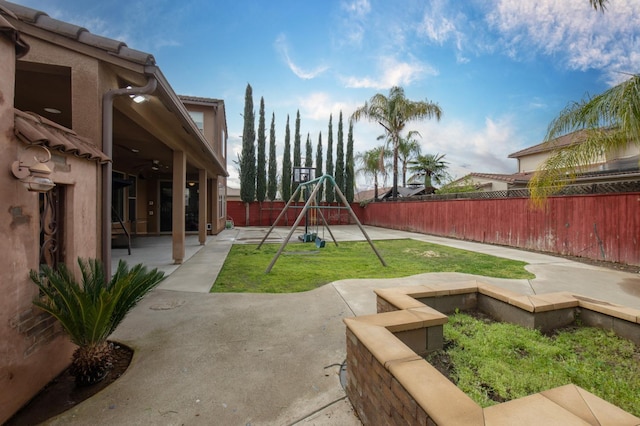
[0,32,105,422]
[470,176,509,191]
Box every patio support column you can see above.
[172,150,186,264]
[198,169,207,245]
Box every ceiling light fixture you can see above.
[43,107,62,114]
[126,86,148,103]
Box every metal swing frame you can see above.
[257,174,387,273]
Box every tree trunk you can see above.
[244,202,250,226]
[392,136,399,200]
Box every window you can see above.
[218,183,226,219]
[188,111,204,132]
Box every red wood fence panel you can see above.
[361,193,640,266]
[226,200,365,227]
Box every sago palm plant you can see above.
[30,258,164,385]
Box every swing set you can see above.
[257,168,386,273]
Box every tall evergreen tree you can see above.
[240,84,256,210]
[267,112,277,201]
[256,97,267,203]
[335,111,345,196]
[293,110,302,200]
[345,120,355,203]
[325,114,335,203]
[315,132,323,202]
[281,115,292,201]
[305,133,313,167]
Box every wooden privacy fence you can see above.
[361,193,640,266]
[227,193,639,266]
[226,200,364,227]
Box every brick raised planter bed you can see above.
[344,281,640,425]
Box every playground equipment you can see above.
[257,172,386,273]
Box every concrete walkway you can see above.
[48,226,640,425]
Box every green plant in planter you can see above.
[30,258,164,386]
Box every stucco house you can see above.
[451,129,640,193]
[0,1,227,422]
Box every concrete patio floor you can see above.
[45,225,640,425]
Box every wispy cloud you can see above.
[486,0,640,84]
[342,56,438,89]
[274,34,328,80]
[338,0,371,47]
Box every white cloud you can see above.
[342,56,438,89]
[274,34,329,80]
[298,92,353,121]
[486,0,640,84]
[338,0,371,46]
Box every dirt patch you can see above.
[403,248,441,258]
[6,342,133,426]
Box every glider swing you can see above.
[257,170,386,273]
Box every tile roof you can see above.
[179,95,224,105]
[508,129,589,158]
[0,0,155,66]
[469,172,533,183]
[0,3,28,56]
[14,109,110,163]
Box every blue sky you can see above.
[11,0,640,189]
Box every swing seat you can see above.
[315,237,326,248]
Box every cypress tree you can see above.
[305,133,313,167]
[240,84,256,207]
[345,119,355,203]
[315,132,323,202]
[281,115,292,201]
[256,97,266,203]
[325,114,334,203]
[293,110,302,201]
[267,112,277,201]
[335,111,345,196]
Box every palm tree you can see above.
[351,86,442,200]
[31,258,164,385]
[399,131,422,188]
[528,74,640,203]
[408,153,449,191]
[355,146,391,201]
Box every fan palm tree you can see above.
[31,258,165,385]
[408,153,449,190]
[355,146,391,201]
[352,86,442,200]
[528,74,640,204]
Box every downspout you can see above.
[102,74,157,281]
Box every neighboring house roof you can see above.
[381,186,428,199]
[354,187,391,202]
[508,129,594,159]
[469,172,533,184]
[14,109,110,163]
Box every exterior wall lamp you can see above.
[11,145,56,193]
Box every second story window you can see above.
[188,111,204,132]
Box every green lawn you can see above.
[427,312,640,416]
[211,239,534,293]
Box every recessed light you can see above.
[131,148,140,153]
[44,107,61,114]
